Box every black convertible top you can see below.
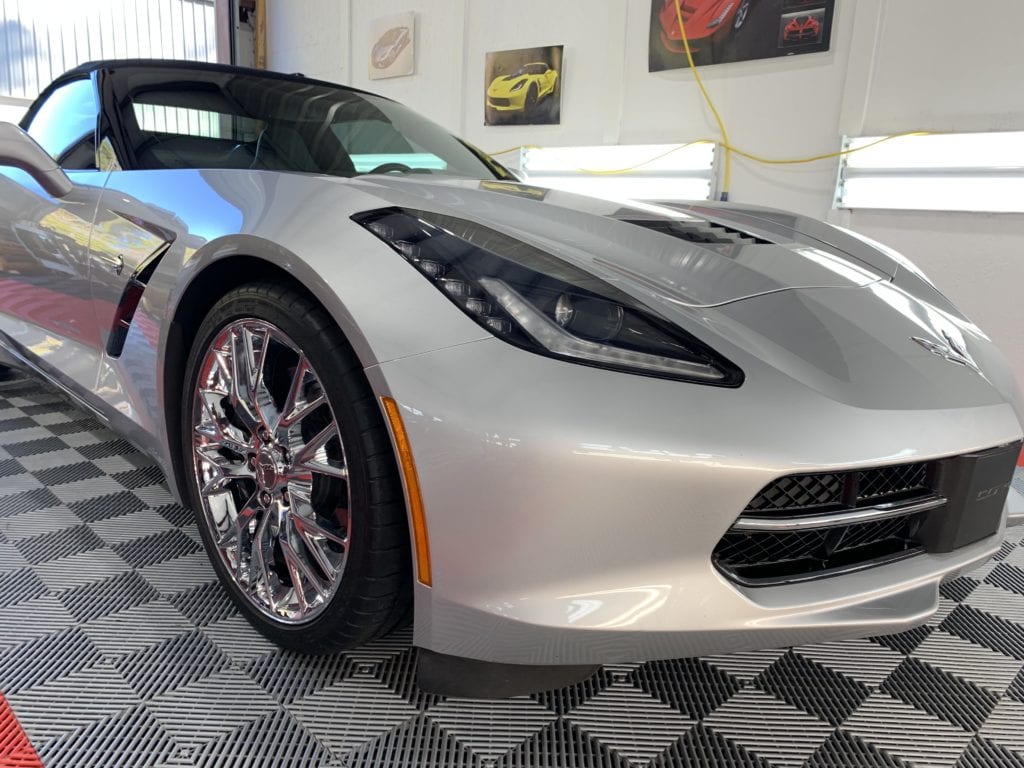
[54,58,376,98]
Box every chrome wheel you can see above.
[191,318,350,624]
[734,0,751,28]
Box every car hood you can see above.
[349,177,891,308]
[487,77,528,95]
[342,177,1019,416]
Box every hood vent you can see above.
[619,218,771,247]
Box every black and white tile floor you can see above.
[2,375,1024,768]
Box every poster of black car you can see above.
[649,0,834,72]
[485,46,563,126]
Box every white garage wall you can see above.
[834,0,1024,388]
[265,0,1024,385]
[265,0,351,85]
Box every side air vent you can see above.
[106,242,172,358]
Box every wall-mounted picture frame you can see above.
[485,45,563,126]
[649,0,835,72]
[369,12,415,80]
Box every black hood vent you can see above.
[618,217,771,247]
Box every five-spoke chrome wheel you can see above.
[191,318,350,624]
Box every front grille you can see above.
[746,473,844,513]
[714,461,938,585]
[747,462,932,515]
[489,97,510,107]
[715,513,926,583]
[856,462,929,503]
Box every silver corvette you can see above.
[1,60,1021,695]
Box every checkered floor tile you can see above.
[2,375,1024,768]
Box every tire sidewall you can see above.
[525,83,538,112]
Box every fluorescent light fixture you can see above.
[837,132,1024,213]
[521,143,715,203]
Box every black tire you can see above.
[525,83,539,113]
[181,282,411,653]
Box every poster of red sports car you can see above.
[649,0,835,72]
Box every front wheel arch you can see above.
[164,256,316,504]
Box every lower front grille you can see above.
[714,443,1021,587]
[714,512,927,584]
[714,460,941,586]
[488,97,510,107]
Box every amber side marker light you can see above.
[381,396,432,586]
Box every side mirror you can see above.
[0,122,73,198]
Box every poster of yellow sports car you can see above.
[485,45,563,126]
[649,0,835,72]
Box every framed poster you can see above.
[485,45,563,126]
[649,0,835,72]
[369,12,415,79]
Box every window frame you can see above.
[19,73,100,171]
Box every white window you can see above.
[133,104,240,140]
[519,143,716,203]
[1,0,219,102]
[836,132,1024,214]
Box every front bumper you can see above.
[659,30,710,54]
[368,337,1022,666]
[486,93,527,111]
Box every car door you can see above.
[84,66,252,433]
[0,75,109,388]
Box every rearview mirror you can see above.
[0,122,73,198]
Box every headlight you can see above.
[510,79,526,92]
[353,207,742,386]
[708,2,734,27]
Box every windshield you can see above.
[120,68,509,180]
[513,64,549,76]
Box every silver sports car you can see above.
[1,60,1021,696]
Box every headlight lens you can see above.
[707,2,734,27]
[353,207,742,386]
[510,79,526,92]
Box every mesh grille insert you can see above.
[715,461,938,585]
[747,462,932,516]
[746,474,844,513]
[856,463,929,504]
[714,513,926,584]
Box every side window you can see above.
[24,78,98,170]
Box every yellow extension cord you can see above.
[488,0,930,199]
